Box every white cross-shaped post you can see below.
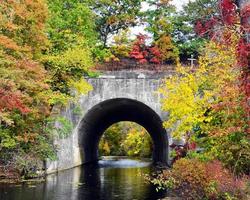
[188,54,196,68]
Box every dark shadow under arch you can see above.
[78,98,169,165]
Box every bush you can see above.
[151,158,249,200]
[215,134,250,176]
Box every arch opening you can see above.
[78,98,169,165]
[99,121,153,158]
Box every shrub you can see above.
[205,160,248,199]
[151,158,249,200]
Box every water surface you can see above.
[0,157,167,200]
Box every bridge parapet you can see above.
[90,70,174,79]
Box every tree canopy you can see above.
[89,0,143,47]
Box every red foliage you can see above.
[238,6,250,122]
[170,133,197,165]
[139,59,148,64]
[237,38,250,67]
[195,0,238,37]
[170,143,187,163]
[194,0,250,133]
[195,0,249,65]
[205,17,218,30]
[129,34,162,64]
[195,17,219,38]
[195,21,207,36]
[149,47,161,64]
[241,5,250,32]
[156,159,248,199]
[220,0,237,25]
[0,87,30,114]
[149,57,160,64]
[149,47,161,57]
[205,160,246,198]
[130,34,147,62]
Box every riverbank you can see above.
[0,165,20,184]
[0,164,46,184]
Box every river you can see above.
[0,157,170,200]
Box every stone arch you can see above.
[78,98,169,164]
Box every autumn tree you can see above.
[159,0,250,175]
[183,0,218,23]
[89,0,143,47]
[0,0,93,177]
[110,29,132,58]
[130,34,162,64]
[144,0,179,63]
[159,34,250,174]
[0,0,55,167]
[46,0,97,52]
[155,35,179,64]
[99,122,152,158]
[171,0,218,59]
[159,39,239,138]
[144,0,175,40]
[122,124,152,158]
[44,0,94,97]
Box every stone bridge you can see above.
[46,70,175,173]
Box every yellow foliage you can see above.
[155,34,179,63]
[0,112,14,126]
[110,29,132,58]
[69,78,93,97]
[43,44,93,73]
[104,54,120,62]
[122,126,152,157]
[98,122,152,157]
[102,141,111,155]
[159,37,239,138]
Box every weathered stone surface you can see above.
[46,70,173,174]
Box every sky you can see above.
[171,0,190,11]
[141,0,190,12]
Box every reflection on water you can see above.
[0,157,167,200]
